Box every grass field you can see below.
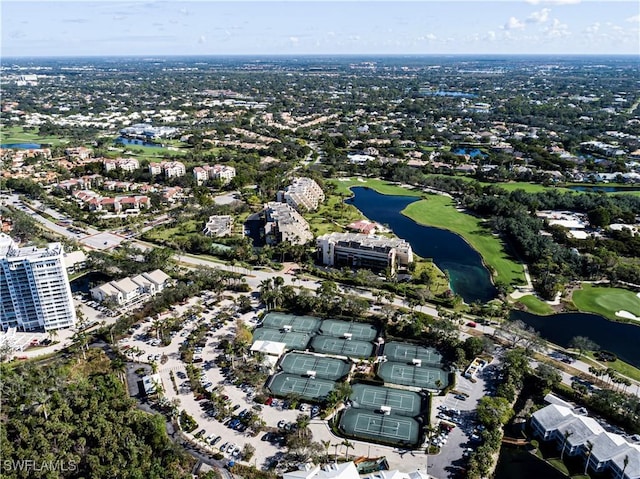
[572,283,640,321]
[0,126,68,146]
[143,219,201,242]
[329,178,423,197]
[402,195,526,287]
[583,352,640,383]
[516,295,554,315]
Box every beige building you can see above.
[277,177,325,211]
[203,215,233,237]
[90,269,171,305]
[264,202,313,246]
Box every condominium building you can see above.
[277,177,325,212]
[90,269,171,306]
[263,202,313,246]
[531,403,640,478]
[103,157,139,172]
[0,233,77,331]
[316,232,413,272]
[194,164,236,186]
[148,161,186,178]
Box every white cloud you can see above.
[584,22,600,34]
[526,0,580,5]
[289,36,299,44]
[504,16,525,30]
[422,33,437,41]
[544,18,570,38]
[626,15,640,23]
[198,35,206,44]
[485,30,497,41]
[527,8,551,23]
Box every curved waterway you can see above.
[346,187,497,303]
[512,310,640,369]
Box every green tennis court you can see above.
[320,319,379,341]
[279,352,351,380]
[350,383,423,416]
[252,327,311,350]
[268,372,336,401]
[339,408,420,446]
[261,312,321,333]
[384,341,443,366]
[378,362,448,390]
[310,335,373,358]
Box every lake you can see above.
[512,310,640,368]
[568,185,640,193]
[346,187,497,303]
[1,143,43,149]
[115,137,163,148]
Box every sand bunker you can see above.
[616,310,640,321]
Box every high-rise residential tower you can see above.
[0,233,77,331]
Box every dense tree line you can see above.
[0,351,193,479]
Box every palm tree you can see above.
[584,440,594,475]
[560,429,573,461]
[47,328,59,344]
[341,439,354,461]
[333,443,341,464]
[321,440,331,464]
[622,454,629,479]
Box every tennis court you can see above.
[279,352,351,381]
[320,319,379,341]
[350,383,423,416]
[378,362,449,390]
[384,341,443,366]
[339,409,420,446]
[261,312,321,333]
[252,327,311,350]
[310,335,373,358]
[268,372,336,401]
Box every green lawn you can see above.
[402,194,526,287]
[516,295,554,315]
[144,219,201,242]
[0,125,68,146]
[329,178,423,197]
[583,352,640,383]
[572,283,640,321]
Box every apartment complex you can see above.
[0,233,77,331]
[531,403,640,479]
[263,202,313,246]
[90,269,171,306]
[193,164,236,186]
[316,232,413,272]
[148,161,186,178]
[103,157,139,172]
[277,177,325,212]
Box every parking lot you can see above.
[427,354,503,479]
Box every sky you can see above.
[1,0,639,57]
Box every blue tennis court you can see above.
[350,383,423,416]
[339,408,420,446]
[384,341,443,366]
[279,352,351,381]
[268,372,336,401]
[310,335,373,358]
[320,319,379,341]
[261,312,321,333]
[378,361,448,390]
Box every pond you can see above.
[1,143,43,149]
[512,310,640,368]
[494,446,567,479]
[567,185,640,193]
[346,187,497,303]
[115,137,163,148]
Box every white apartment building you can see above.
[148,161,186,178]
[193,164,236,186]
[316,232,413,272]
[0,233,77,331]
[263,202,313,246]
[90,269,171,306]
[277,177,325,211]
[103,157,139,172]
